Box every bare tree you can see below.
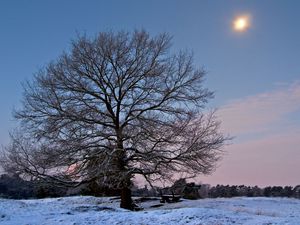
[2,31,227,210]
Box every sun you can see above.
[233,16,250,32]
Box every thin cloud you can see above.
[200,81,300,186]
[218,81,300,136]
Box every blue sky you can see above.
[1,0,300,186]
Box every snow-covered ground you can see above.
[0,196,299,225]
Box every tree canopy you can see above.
[2,30,227,209]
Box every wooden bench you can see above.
[160,194,181,203]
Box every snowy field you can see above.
[0,196,300,225]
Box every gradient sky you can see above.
[0,0,299,187]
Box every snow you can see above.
[0,196,299,225]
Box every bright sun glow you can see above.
[233,16,250,32]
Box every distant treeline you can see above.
[133,178,300,200]
[0,174,299,200]
[0,174,68,199]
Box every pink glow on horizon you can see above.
[200,131,300,187]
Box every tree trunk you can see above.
[115,129,133,210]
[120,186,133,210]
